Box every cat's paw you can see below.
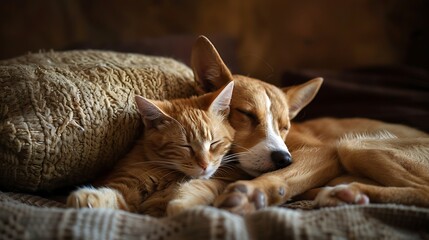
[66,187,129,210]
[315,184,370,207]
[166,200,188,217]
[213,181,267,215]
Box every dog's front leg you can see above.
[214,147,342,215]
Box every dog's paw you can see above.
[213,181,267,215]
[66,187,129,210]
[315,184,369,207]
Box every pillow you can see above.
[0,50,197,192]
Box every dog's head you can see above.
[192,36,322,176]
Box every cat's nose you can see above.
[271,150,292,169]
[197,161,208,170]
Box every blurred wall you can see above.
[1,0,428,84]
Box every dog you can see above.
[168,36,429,216]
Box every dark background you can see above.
[1,0,428,131]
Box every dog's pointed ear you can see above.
[135,95,171,129]
[283,78,323,119]
[191,35,233,93]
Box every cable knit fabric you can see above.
[0,50,197,192]
[1,192,428,240]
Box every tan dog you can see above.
[169,36,429,215]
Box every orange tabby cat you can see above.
[66,82,235,214]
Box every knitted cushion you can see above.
[0,50,197,192]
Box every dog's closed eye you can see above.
[236,108,259,123]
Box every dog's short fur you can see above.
[167,36,429,216]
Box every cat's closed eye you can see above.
[210,140,222,151]
[178,144,194,155]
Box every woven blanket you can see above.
[1,191,428,240]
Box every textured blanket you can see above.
[1,191,428,240]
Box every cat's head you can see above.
[135,82,235,179]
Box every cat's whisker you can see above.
[153,166,177,175]
[216,164,235,171]
[231,144,252,152]
[215,167,234,174]
[220,167,241,174]
[221,152,250,163]
[158,168,184,180]
[226,151,259,160]
[219,162,237,168]
[221,157,238,163]
[231,144,260,158]
[222,153,241,159]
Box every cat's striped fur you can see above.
[66,82,235,214]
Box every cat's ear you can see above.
[191,35,233,93]
[207,81,234,116]
[282,77,323,119]
[135,95,170,129]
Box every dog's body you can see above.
[239,117,429,209]
[167,36,429,216]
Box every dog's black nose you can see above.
[271,151,292,169]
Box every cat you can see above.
[66,81,235,214]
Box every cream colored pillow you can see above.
[0,50,197,192]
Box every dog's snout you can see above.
[271,151,292,169]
